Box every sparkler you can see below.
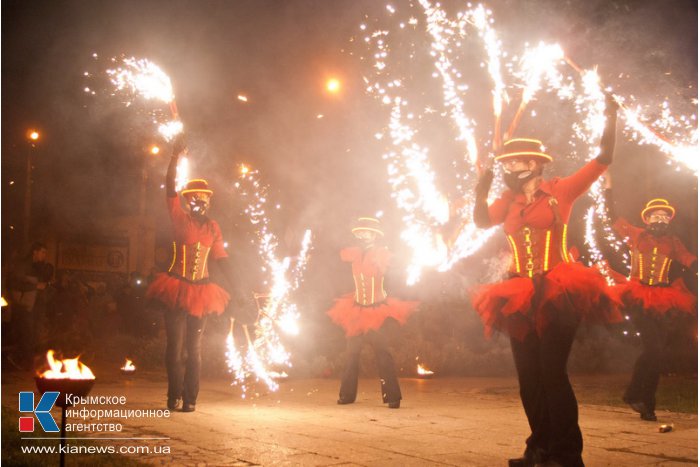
[101,56,184,142]
[357,2,695,285]
[227,165,312,395]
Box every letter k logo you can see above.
[19,391,59,432]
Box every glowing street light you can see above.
[23,128,41,247]
[149,145,160,155]
[325,78,341,94]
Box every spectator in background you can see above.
[7,242,54,368]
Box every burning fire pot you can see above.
[34,350,96,467]
[120,358,136,376]
[416,363,435,379]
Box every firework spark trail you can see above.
[225,327,248,396]
[419,0,478,165]
[460,4,508,151]
[620,106,699,175]
[562,58,698,175]
[506,43,565,139]
[227,165,311,394]
[360,3,500,284]
[570,69,630,282]
[104,56,184,142]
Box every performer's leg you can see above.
[634,313,666,415]
[164,309,187,407]
[338,334,364,403]
[538,304,583,467]
[183,314,207,410]
[510,331,549,461]
[368,329,401,405]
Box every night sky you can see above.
[2,0,697,300]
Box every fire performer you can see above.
[603,177,697,422]
[147,135,231,412]
[471,95,621,467]
[327,217,418,409]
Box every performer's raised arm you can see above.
[166,134,186,197]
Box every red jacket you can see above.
[613,218,696,286]
[483,159,607,277]
[340,246,391,306]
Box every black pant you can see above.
[164,309,207,405]
[510,304,583,467]
[339,329,401,403]
[624,311,668,412]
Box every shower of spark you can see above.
[620,105,699,175]
[104,56,183,142]
[460,4,508,151]
[175,156,190,192]
[357,2,696,285]
[227,165,312,395]
[506,43,565,139]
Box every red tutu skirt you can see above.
[472,262,623,341]
[327,294,419,337]
[613,279,696,317]
[146,273,230,318]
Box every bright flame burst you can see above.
[104,56,184,142]
[39,350,95,380]
[357,2,696,283]
[120,358,136,372]
[227,165,312,396]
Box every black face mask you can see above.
[189,199,209,217]
[646,222,669,236]
[503,169,537,192]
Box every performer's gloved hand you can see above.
[475,169,494,200]
[172,133,187,157]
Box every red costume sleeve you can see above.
[487,192,513,226]
[210,221,228,259]
[672,236,697,267]
[555,159,607,204]
[340,247,362,263]
[167,195,187,227]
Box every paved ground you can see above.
[3,371,697,466]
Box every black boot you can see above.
[508,447,546,467]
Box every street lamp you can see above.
[23,129,40,247]
[325,78,341,95]
[149,145,160,155]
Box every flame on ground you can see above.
[121,358,136,372]
[417,363,435,376]
[39,350,95,380]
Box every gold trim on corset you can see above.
[649,247,658,285]
[507,235,521,273]
[381,277,387,300]
[543,230,552,271]
[200,247,210,281]
[561,224,570,263]
[168,241,177,272]
[638,253,643,280]
[359,273,366,305]
[658,258,669,283]
[353,274,360,303]
[182,244,187,277]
